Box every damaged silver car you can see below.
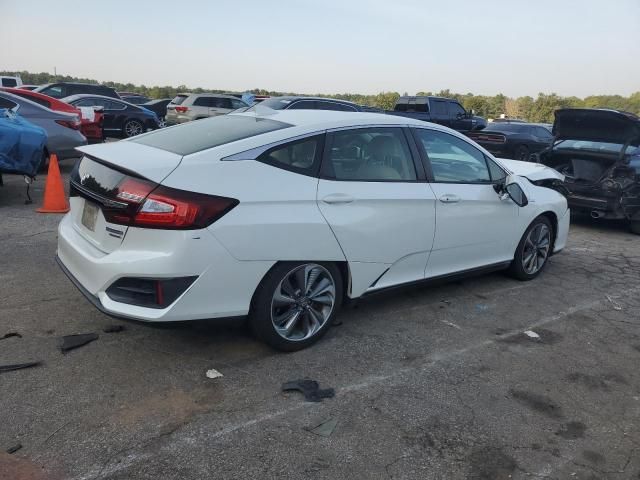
[540,109,640,234]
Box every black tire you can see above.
[630,220,640,235]
[123,119,144,138]
[38,151,49,174]
[508,216,554,281]
[515,145,530,161]
[249,261,343,352]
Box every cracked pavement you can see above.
[1,163,640,479]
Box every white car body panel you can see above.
[57,110,570,323]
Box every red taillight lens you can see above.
[175,106,189,113]
[56,119,81,130]
[102,177,238,229]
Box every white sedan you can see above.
[57,110,569,350]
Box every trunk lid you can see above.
[553,109,640,145]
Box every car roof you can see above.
[62,94,140,108]
[273,95,360,106]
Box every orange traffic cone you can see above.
[37,154,70,214]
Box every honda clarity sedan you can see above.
[57,110,569,351]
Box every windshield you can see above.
[130,114,292,155]
[554,140,629,154]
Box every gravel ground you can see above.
[1,161,639,480]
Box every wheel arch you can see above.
[537,210,558,254]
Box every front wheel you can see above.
[508,216,554,280]
[123,119,144,138]
[250,262,343,351]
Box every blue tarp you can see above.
[0,108,47,177]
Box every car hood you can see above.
[497,158,564,182]
[553,109,640,145]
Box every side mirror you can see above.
[505,182,528,207]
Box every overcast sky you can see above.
[3,0,639,98]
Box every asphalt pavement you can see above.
[1,161,639,480]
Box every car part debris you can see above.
[60,333,98,353]
[282,379,335,402]
[206,368,224,379]
[1,332,22,340]
[103,325,125,333]
[606,295,622,311]
[6,443,22,454]
[306,418,338,437]
[440,320,461,330]
[0,361,42,373]
[524,330,541,339]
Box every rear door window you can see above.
[257,135,324,176]
[193,97,210,107]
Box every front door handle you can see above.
[322,194,355,204]
[439,194,460,204]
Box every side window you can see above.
[287,100,316,110]
[257,135,323,175]
[536,127,553,139]
[2,78,18,87]
[193,97,210,107]
[317,101,356,112]
[230,98,247,109]
[43,85,64,98]
[325,128,417,182]
[448,102,466,117]
[487,157,506,181]
[432,100,447,116]
[0,97,18,109]
[104,99,126,110]
[73,99,97,107]
[414,129,491,183]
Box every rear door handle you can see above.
[322,194,355,204]
[439,194,460,204]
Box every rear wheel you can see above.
[158,116,166,128]
[123,119,144,138]
[250,262,343,351]
[515,145,530,161]
[508,216,554,280]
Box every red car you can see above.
[0,87,103,144]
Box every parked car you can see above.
[1,87,104,144]
[466,122,554,161]
[0,75,23,87]
[540,108,640,234]
[119,94,151,105]
[35,83,120,100]
[0,102,47,178]
[165,93,249,124]
[62,94,161,138]
[240,96,369,113]
[388,96,487,132]
[0,91,86,163]
[141,98,171,127]
[57,110,569,351]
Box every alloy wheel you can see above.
[125,120,143,137]
[522,223,551,274]
[270,264,336,342]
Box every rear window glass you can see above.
[171,95,188,105]
[13,92,50,109]
[130,115,292,155]
[2,78,18,87]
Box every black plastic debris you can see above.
[103,325,125,333]
[60,333,98,353]
[282,379,335,402]
[306,418,338,437]
[0,361,42,373]
[6,443,22,454]
[1,332,22,340]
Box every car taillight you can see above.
[56,118,81,130]
[175,106,189,113]
[102,177,238,229]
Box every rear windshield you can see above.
[2,78,18,87]
[130,115,292,155]
[171,95,188,105]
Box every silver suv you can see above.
[166,93,249,124]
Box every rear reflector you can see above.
[106,276,197,308]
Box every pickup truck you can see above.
[387,96,487,132]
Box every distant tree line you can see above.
[4,71,639,123]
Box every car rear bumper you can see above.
[56,213,274,321]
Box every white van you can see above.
[0,76,23,87]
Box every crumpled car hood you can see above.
[497,158,565,182]
[553,109,640,145]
